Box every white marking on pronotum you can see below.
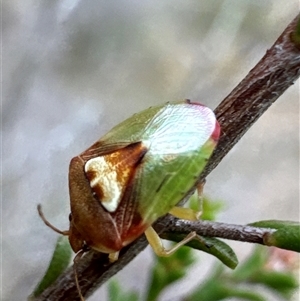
[85,157,122,212]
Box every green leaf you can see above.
[145,246,195,301]
[249,220,300,252]
[29,236,72,298]
[226,289,266,301]
[185,277,231,301]
[290,16,300,46]
[249,220,299,229]
[187,284,266,301]
[266,227,300,252]
[202,197,224,221]
[108,280,139,301]
[161,233,238,269]
[185,265,266,301]
[186,246,298,301]
[231,246,269,281]
[232,246,298,299]
[251,270,299,299]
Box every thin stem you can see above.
[159,217,275,245]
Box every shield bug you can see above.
[38,99,220,299]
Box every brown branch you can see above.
[159,217,275,245]
[34,14,300,301]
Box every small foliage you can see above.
[249,220,300,252]
[145,246,195,301]
[29,236,72,298]
[108,280,139,301]
[108,246,298,301]
[188,193,224,221]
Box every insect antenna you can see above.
[37,204,69,235]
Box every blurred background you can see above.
[3,1,299,300]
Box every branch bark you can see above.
[159,218,276,245]
[34,14,300,301]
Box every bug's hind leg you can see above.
[145,181,206,257]
[144,226,199,257]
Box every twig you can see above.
[159,217,275,245]
[34,14,300,301]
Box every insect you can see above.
[38,99,220,299]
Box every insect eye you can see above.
[69,213,72,222]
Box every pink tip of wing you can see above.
[188,100,221,142]
[211,120,221,142]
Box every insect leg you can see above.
[168,207,200,220]
[196,180,206,214]
[73,249,87,301]
[144,226,198,257]
[108,251,120,262]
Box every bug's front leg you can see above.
[108,251,120,262]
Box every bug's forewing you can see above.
[79,104,166,160]
[132,102,219,226]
